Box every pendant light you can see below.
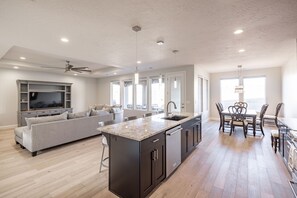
[234,65,244,93]
[172,50,179,89]
[132,25,141,85]
[174,77,177,89]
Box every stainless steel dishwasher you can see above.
[166,125,182,177]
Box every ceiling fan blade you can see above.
[71,67,89,70]
[80,69,92,72]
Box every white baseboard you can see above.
[0,124,17,131]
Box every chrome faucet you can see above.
[166,101,177,116]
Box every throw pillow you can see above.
[90,109,109,116]
[68,111,88,119]
[25,111,68,129]
[111,107,122,113]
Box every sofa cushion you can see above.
[111,107,122,113]
[90,109,109,116]
[68,111,89,119]
[25,111,68,129]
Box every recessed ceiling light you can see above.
[137,60,141,64]
[238,49,245,53]
[60,37,69,43]
[74,73,78,76]
[234,29,243,35]
[19,56,26,60]
[13,66,19,69]
[157,40,164,45]
[113,72,117,75]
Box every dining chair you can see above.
[215,103,231,132]
[247,104,269,136]
[234,101,248,109]
[99,135,109,172]
[263,102,283,126]
[228,105,248,138]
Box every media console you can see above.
[17,80,73,126]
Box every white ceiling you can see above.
[0,0,296,77]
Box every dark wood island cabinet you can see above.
[181,116,202,161]
[103,132,165,198]
[99,113,202,198]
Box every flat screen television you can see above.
[29,92,64,109]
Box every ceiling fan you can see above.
[65,60,91,73]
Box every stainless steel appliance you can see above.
[166,125,182,177]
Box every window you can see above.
[203,79,209,111]
[110,81,120,105]
[220,78,239,108]
[136,79,148,110]
[123,80,133,109]
[243,77,266,111]
[150,77,165,111]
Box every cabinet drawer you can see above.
[22,112,37,117]
[36,111,49,116]
[181,116,201,128]
[141,132,165,152]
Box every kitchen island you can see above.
[97,112,202,198]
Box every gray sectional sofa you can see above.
[14,113,113,156]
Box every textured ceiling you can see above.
[0,0,296,77]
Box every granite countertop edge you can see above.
[97,112,202,141]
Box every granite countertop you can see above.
[97,112,201,141]
[278,118,297,130]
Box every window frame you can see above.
[220,78,240,108]
[243,76,266,111]
[110,81,121,105]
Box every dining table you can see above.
[221,109,258,136]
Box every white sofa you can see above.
[14,113,113,156]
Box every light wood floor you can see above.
[0,121,293,198]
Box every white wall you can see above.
[209,67,282,120]
[282,39,297,118]
[0,68,97,128]
[97,65,195,113]
[194,65,210,121]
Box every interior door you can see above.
[166,72,185,113]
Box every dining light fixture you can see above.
[132,25,141,85]
[234,65,244,93]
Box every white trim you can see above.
[0,124,17,131]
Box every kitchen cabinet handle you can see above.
[156,149,158,160]
[151,150,155,160]
[152,139,159,143]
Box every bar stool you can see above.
[271,130,279,153]
[99,135,109,172]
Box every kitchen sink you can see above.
[161,115,188,121]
